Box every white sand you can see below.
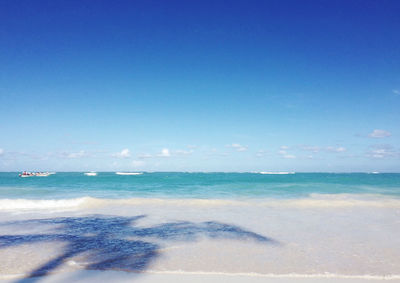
[1,201,399,282]
[2,271,400,283]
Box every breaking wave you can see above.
[1,194,400,211]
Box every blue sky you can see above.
[1,0,399,172]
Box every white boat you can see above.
[35,172,51,177]
[84,172,97,176]
[19,174,33,178]
[19,171,52,177]
[259,172,295,175]
[115,172,143,175]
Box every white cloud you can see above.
[138,148,190,159]
[368,129,391,138]
[112,148,131,158]
[366,145,398,159]
[227,143,248,152]
[158,148,171,157]
[0,148,4,156]
[280,145,289,150]
[393,89,400,95]
[326,146,346,153]
[369,149,388,159]
[301,145,346,153]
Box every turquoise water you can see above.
[0,172,399,200]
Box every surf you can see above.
[1,194,400,211]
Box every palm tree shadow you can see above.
[0,215,277,282]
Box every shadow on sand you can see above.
[0,215,277,282]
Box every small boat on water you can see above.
[36,172,51,177]
[19,172,33,177]
[115,172,143,175]
[19,172,52,177]
[84,172,97,176]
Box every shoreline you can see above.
[2,193,400,212]
[2,270,400,283]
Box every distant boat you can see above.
[19,171,52,177]
[19,173,33,178]
[35,172,51,177]
[84,172,97,176]
[115,172,143,175]
[259,172,295,175]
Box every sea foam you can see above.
[1,194,400,211]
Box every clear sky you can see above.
[1,0,399,172]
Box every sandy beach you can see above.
[2,270,400,283]
[1,188,400,282]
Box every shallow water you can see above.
[1,172,400,200]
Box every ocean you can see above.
[0,172,399,280]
